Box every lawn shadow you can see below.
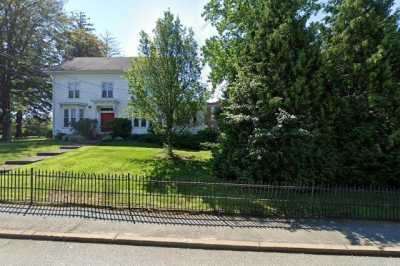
[98,140,162,149]
[143,157,213,195]
[97,140,209,153]
[0,138,66,162]
[144,158,291,217]
[146,157,212,180]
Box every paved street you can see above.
[0,238,398,266]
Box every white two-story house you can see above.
[52,57,150,136]
[52,57,213,136]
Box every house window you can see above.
[141,119,147,128]
[64,109,69,127]
[133,118,139,127]
[68,82,79,98]
[70,109,76,124]
[102,82,113,98]
[79,109,84,120]
[64,108,84,128]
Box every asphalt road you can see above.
[0,239,399,266]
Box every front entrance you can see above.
[100,112,115,132]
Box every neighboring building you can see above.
[51,57,214,136]
[206,101,219,129]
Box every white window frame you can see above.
[102,82,113,98]
[68,86,74,99]
[63,108,84,128]
[68,82,79,99]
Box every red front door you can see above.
[101,113,114,132]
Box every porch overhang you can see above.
[59,102,88,108]
[91,99,120,105]
[91,99,120,111]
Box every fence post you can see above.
[128,173,131,210]
[30,168,34,205]
[311,183,315,198]
[310,182,315,217]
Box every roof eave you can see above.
[51,69,127,75]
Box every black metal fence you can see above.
[0,169,399,221]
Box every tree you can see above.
[64,11,104,59]
[12,77,53,138]
[100,30,121,57]
[0,0,66,141]
[69,11,95,32]
[203,0,325,182]
[204,0,400,185]
[321,0,400,184]
[126,11,206,157]
[64,29,105,58]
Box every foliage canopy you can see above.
[204,0,400,185]
[126,11,207,156]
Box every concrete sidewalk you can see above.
[0,203,399,256]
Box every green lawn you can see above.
[0,138,63,165]
[1,140,398,220]
[14,142,229,214]
[25,142,212,179]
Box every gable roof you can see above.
[53,57,134,72]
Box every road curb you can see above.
[0,229,399,257]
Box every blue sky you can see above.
[65,0,400,57]
[64,0,215,57]
[64,0,400,98]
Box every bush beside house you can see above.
[107,118,132,139]
[71,119,98,140]
[128,128,218,150]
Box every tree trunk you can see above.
[1,112,12,142]
[165,124,174,159]
[0,85,12,142]
[15,110,23,138]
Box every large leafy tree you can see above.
[203,0,325,182]
[126,11,206,156]
[321,0,400,184]
[64,11,105,59]
[204,0,400,185]
[12,77,53,138]
[0,0,66,141]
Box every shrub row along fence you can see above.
[0,169,399,221]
